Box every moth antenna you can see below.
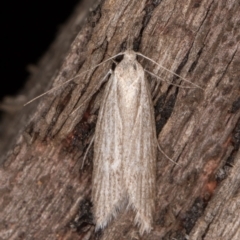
[157,142,181,166]
[145,70,197,89]
[136,52,204,90]
[71,70,112,115]
[24,77,80,106]
[81,135,95,169]
[23,53,124,106]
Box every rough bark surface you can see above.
[1,0,240,239]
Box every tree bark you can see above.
[1,0,240,239]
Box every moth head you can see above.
[123,50,137,61]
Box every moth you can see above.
[25,48,201,235]
[92,50,156,235]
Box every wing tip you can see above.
[134,211,153,235]
[93,198,127,231]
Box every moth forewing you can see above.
[92,50,157,235]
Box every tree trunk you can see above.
[1,0,240,239]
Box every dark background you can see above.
[0,0,80,101]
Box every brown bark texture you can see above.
[1,0,240,239]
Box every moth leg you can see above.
[157,141,180,166]
[145,69,196,89]
[81,135,95,169]
[71,70,113,115]
[137,52,203,90]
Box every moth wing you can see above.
[92,73,124,229]
[124,76,157,234]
